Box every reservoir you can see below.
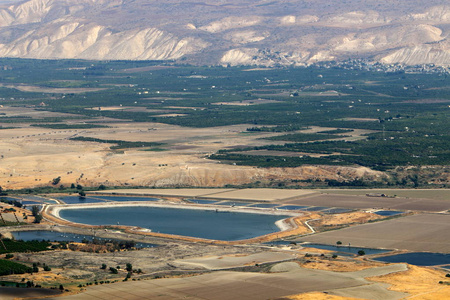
[374,252,450,266]
[58,206,290,241]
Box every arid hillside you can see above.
[0,0,448,65]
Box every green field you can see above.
[0,58,448,187]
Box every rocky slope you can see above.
[0,0,448,65]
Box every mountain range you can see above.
[0,0,448,66]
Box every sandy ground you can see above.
[39,263,409,300]
[90,188,238,197]
[91,188,318,202]
[0,287,61,299]
[0,83,106,94]
[313,211,384,227]
[300,213,450,253]
[91,188,450,212]
[0,106,386,190]
[172,252,295,270]
[367,264,450,300]
[287,293,362,300]
[324,189,450,201]
[0,202,39,225]
[285,193,450,212]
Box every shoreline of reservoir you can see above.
[41,201,308,244]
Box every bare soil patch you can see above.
[173,252,295,270]
[90,188,236,197]
[0,83,106,94]
[285,193,450,212]
[300,214,450,253]
[367,264,450,299]
[0,106,81,119]
[324,188,450,201]
[0,287,61,300]
[194,188,318,202]
[43,265,406,300]
[312,211,384,228]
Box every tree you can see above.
[336,241,342,246]
[126,263,132,272]
[32,263,39,273]
[52,176,61,185]
[109,267,118,274]
[79,191,86,198]
[100,264,107,269]
[33,214,43,224]
[31,205,40,217]
[357,250,366,256]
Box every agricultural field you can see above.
[300,214,450,253]
[0,59,448,190]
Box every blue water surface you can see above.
[374,252,450,266]
[305,206,330,211]
[57,196,107,204]
[59,206,289,241]
[213,201,250,207]
[374,210,403,216]
[186,199,218,204]
[277,205,309,211]
[303,243,390,255]
[323,208,353,214]
[248,203,280,208]
[92,196,160,202]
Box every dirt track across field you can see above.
[284,193,450,212]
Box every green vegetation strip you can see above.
[0,239,52,254]
[264,133,348,142]
[69,136,163,149]
[0,259,32,276]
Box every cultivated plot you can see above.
[300,214,450,253]
[285,193,450,212]
[44,264,408,300]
